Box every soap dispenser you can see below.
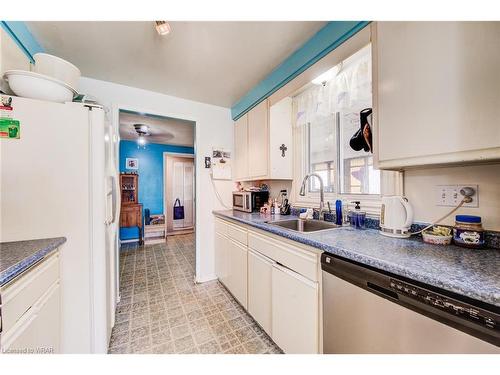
[350,201,366,229]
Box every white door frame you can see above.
[163,153,195,235]
[111,103,199,286]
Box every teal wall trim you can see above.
[1,21,44,63]
[231,21,370,120]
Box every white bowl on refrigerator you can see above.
[33,53,81,89]
[3,70,78,103]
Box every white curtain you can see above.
[294,45,372,127]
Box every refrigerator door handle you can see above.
[110,175,118,224]
[105,175,117,226]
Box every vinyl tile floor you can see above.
[108,233,283,354]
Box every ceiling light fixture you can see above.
[134,123,150,148]
[137,135,147,146]
[311,64,341,86]
[155,21,171,36]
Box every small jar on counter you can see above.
[453,215,485,249]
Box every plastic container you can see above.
[33,53,81,89]
[422,232,452,246]
[4,70,77,103]
[349,201,366,229]
[453,215,485,249]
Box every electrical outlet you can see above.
[436,185,479,208]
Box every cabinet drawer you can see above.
[1,252,59,334]
[226,222,247,246]
[214,218,228,236]
[216,218,248,245]
[248,231,319,282]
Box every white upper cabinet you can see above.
[248,100,269,178]
[373,22,500,169]
[234,114,249,180]
[269,97,293,180]
[234,98,293,181]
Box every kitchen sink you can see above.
[266,219,340,233]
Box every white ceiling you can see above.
[25,21,326,108]
[119,110,194,147]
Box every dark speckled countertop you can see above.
[0,237,66,287]
[213,210,500,308]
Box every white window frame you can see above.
[291,38,403,217]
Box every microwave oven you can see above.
[232,191,269,213]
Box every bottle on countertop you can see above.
[335,199,343,226]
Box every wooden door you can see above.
[165,155,195,234]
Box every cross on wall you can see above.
[280,144,288,157]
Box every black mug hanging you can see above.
[173,198,185,220]
[349,107,373,153]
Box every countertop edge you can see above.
[213,211,500,308]
[0,237,67,287]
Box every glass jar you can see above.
[453,215,485,249]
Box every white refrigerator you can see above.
[0,94,119,353]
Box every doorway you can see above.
[164,153,195,236]
[115,106,196,266]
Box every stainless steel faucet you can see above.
[299,173,326,220]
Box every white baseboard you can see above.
[195,274,217,283]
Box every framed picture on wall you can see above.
[126,158,139,170]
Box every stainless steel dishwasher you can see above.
[321,253,500,354]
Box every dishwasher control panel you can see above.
[390,279,499,332]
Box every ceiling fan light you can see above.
[155,21,171,36]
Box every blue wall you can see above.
[119,140,194,240]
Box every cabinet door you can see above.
[234,114,249,180]
[247,100,269,178]
[214,232,229,286]
[2,283,61,353]
[374,22,500,169]
[269,97,293,179]
[226,238,248,309]
[248,250,274,335]
[33,282,61,353]
[272,264,319,354]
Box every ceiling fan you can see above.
[134,123,150,146]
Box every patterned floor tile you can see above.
[108,233,282,354]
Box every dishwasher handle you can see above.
[322,253,399,301]
[367,282,399,301]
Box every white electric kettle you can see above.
[379,196,413,238]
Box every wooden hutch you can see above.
[119,173,143,244]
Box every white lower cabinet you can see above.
[226,238,248,309]
[2,282,61,354]
[214,217,322,353]
[248,249,274,335]
[271,263,319,354]
[0,251,62,354]
[214,231,229,286]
